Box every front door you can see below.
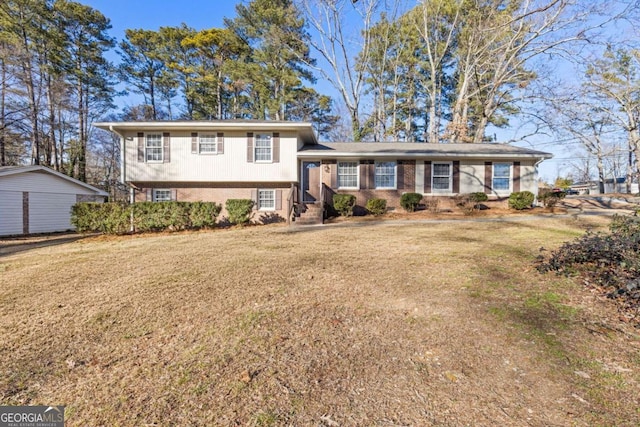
[302,161,321,202]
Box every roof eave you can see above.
[297,151,552,160]
[94,121,318,145]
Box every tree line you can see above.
[1,0,639,191]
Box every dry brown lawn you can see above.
[1,216,639,426]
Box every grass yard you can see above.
[1,216,639,426]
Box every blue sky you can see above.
[83,0,239,39]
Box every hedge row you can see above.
[71,201,222,234]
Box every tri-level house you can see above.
[95,120,552,224]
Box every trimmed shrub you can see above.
[400,192,423,212]
[189,201,222,228]
[225,199,254,225]
[508,191,535,210]
[71,201,222,234]
[71,202,130,234]
[333,194,356,216]
[365,198,387,216]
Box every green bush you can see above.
[133,201,191,231]
[508,191,535,210]
[71,202,130,234]
[189,201,222,228]
[333,194,356,216]
[400,192,423,212]
[225,199,254,225]
[71,201,222,234]
[365,198,387,216]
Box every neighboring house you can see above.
[95,120,552,223]
[0,166,108,236]
[571,178,639,195]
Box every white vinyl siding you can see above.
[258,189,276,210]
[124,131,299,182]
[375,161,396,189]
[255,134,272,162]
[432,162,452,193]
[0,190,23,235]
[146,134,163,162]
[28,193,76,233]
[493,163,511,191]
[338,161,358,189]
[199,134,217,154]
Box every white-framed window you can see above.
[432,162,452,192]
[375,161,396,189]
[337,161,358,189]
[146,134,163,162]
[199,134,217,154]
[493,163,511,191]
[255,134,272,162]
[153,189,171,202]
[258,189,276,210]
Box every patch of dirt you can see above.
[0,218,638,426]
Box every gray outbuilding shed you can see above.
[0,166,107,236]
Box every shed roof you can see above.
[0,165,109,196]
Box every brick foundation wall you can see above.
[132,182,294,223]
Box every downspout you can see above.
[534,157,545,206]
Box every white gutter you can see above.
[297,151,552,160]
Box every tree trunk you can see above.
[0,54,6,166]
[45,71,59,170]
[596,146,605,194]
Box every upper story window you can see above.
[375,161,396,189]
[338,161,358,189]
[146,134,163,162]
[255,134,272,162]
[493,163,511,191]
[199,134,217,154]
[432,162,452,192]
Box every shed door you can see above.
[0,191,24,236]
[29,192,77,233]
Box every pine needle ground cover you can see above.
[1,217,639,426]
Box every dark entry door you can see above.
[303,162,321,202]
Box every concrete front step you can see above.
[294,204,324,225]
